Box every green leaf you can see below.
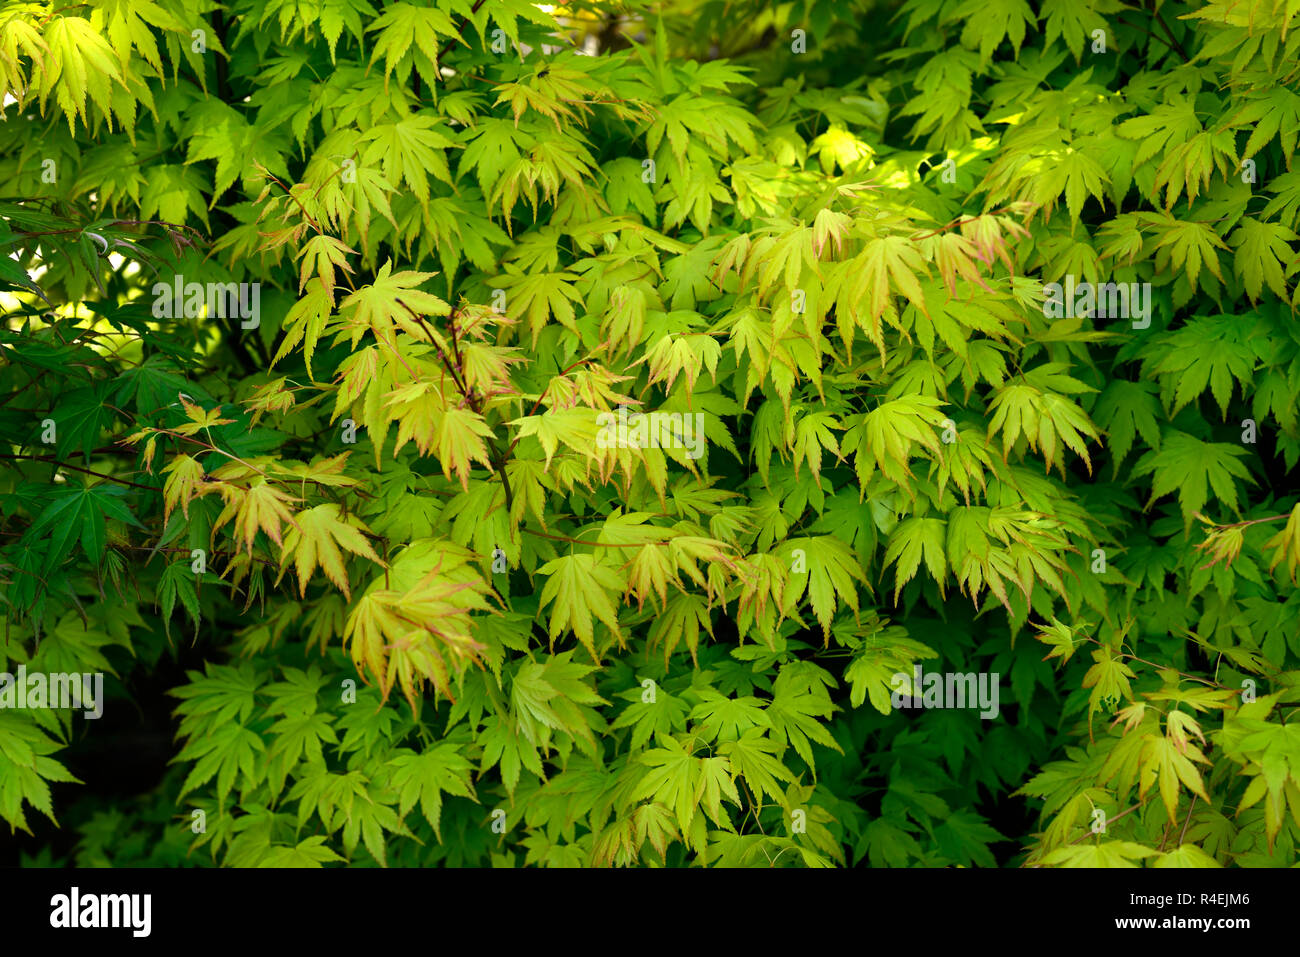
[384,743,477,840]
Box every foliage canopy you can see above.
[2,0,1300,868]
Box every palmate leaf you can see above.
[335,779,412,868]
[612,682,690,751]
[265,712,339,798]
[51,383,115,462]
[837,235,929,352]
[510,652,608,754]
[1044,149,1110,221]
[257,837,346,868]
[276,503,383,598]
[986,364,1100,475]
[1151,844,1222,868]
[385,395,497,489]
[381,742,477,841]
[38,16,124,135]
[365,2,457,85]
[1222,719,1300,846]
[647,591,715,664]
[495,58,606,129]
[499,269,584,345]
[360,116,459,205]
[1032,616,1086,666]
[342,542,497,708]
[688,689,770,743]
[296,234,355,303]
[954,0,1035,62]
[1149,217,1228,290]
[271,282,332,374]
[1140,315,1258,416]
[169,662,264,740]
[338,260,450,347]
[858,817,923,868]
[775,536,869,637]
[1228,218,1297,302]
[635,736,741,845]
[841,395,947,487]
[635,737,699,838]
[1082,647,1136,720]
[883,517,947,601]
[157,559,201,638]
[1230,85,1300,163]
[159,454,207,521]
[1139,734,1211,824]
[632,801,678,863]
[510,407,603,470]
[0,713,81,832]
[1092,378,1162,473]
[1040,0,1111,59]
[536,554,626,660]
[1132,431,1255,528]
[23,482,142,573]
[934,809,1004,867]
[636,333,723,394]
[719,727,795,806]
[175,721,267,804]
[1262,504,1300,582]
[211,477,301,554]
[844,627,940,714]
[764,665,842,770]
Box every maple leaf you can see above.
[777,536,869,638]
[213,478,302,554]
[365,2,455,85]
[1041,841,1158,868]
[842,395,946,487]
[382,743,477,841]
[1132,431,1255,528]
[277,504,383,599]
[296,234,356,303]
[274,285,334,378]
[1092,378,1162,474]
[845,627,940,714]
[954,0,1036,63]
[338,260,450,347]
[986,364,1100,475]
[173,396,235,436]
[1150,217,1228,289]
[764,666,842,769]
[1139,734,1210,824]
[343,553,495,709]
[1228,218,1296,301]
[0,713,81,832]
[536,554,626,660]
[854,235,928,328]
[38,16,123,135]
[689,690,771,743]
[360,116,459,205]
[719,728,794,806]
[1230,85,1300,162]
[1262,504,1300,582]
[884,517,948,601]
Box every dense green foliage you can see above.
[2,0,1300,868]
